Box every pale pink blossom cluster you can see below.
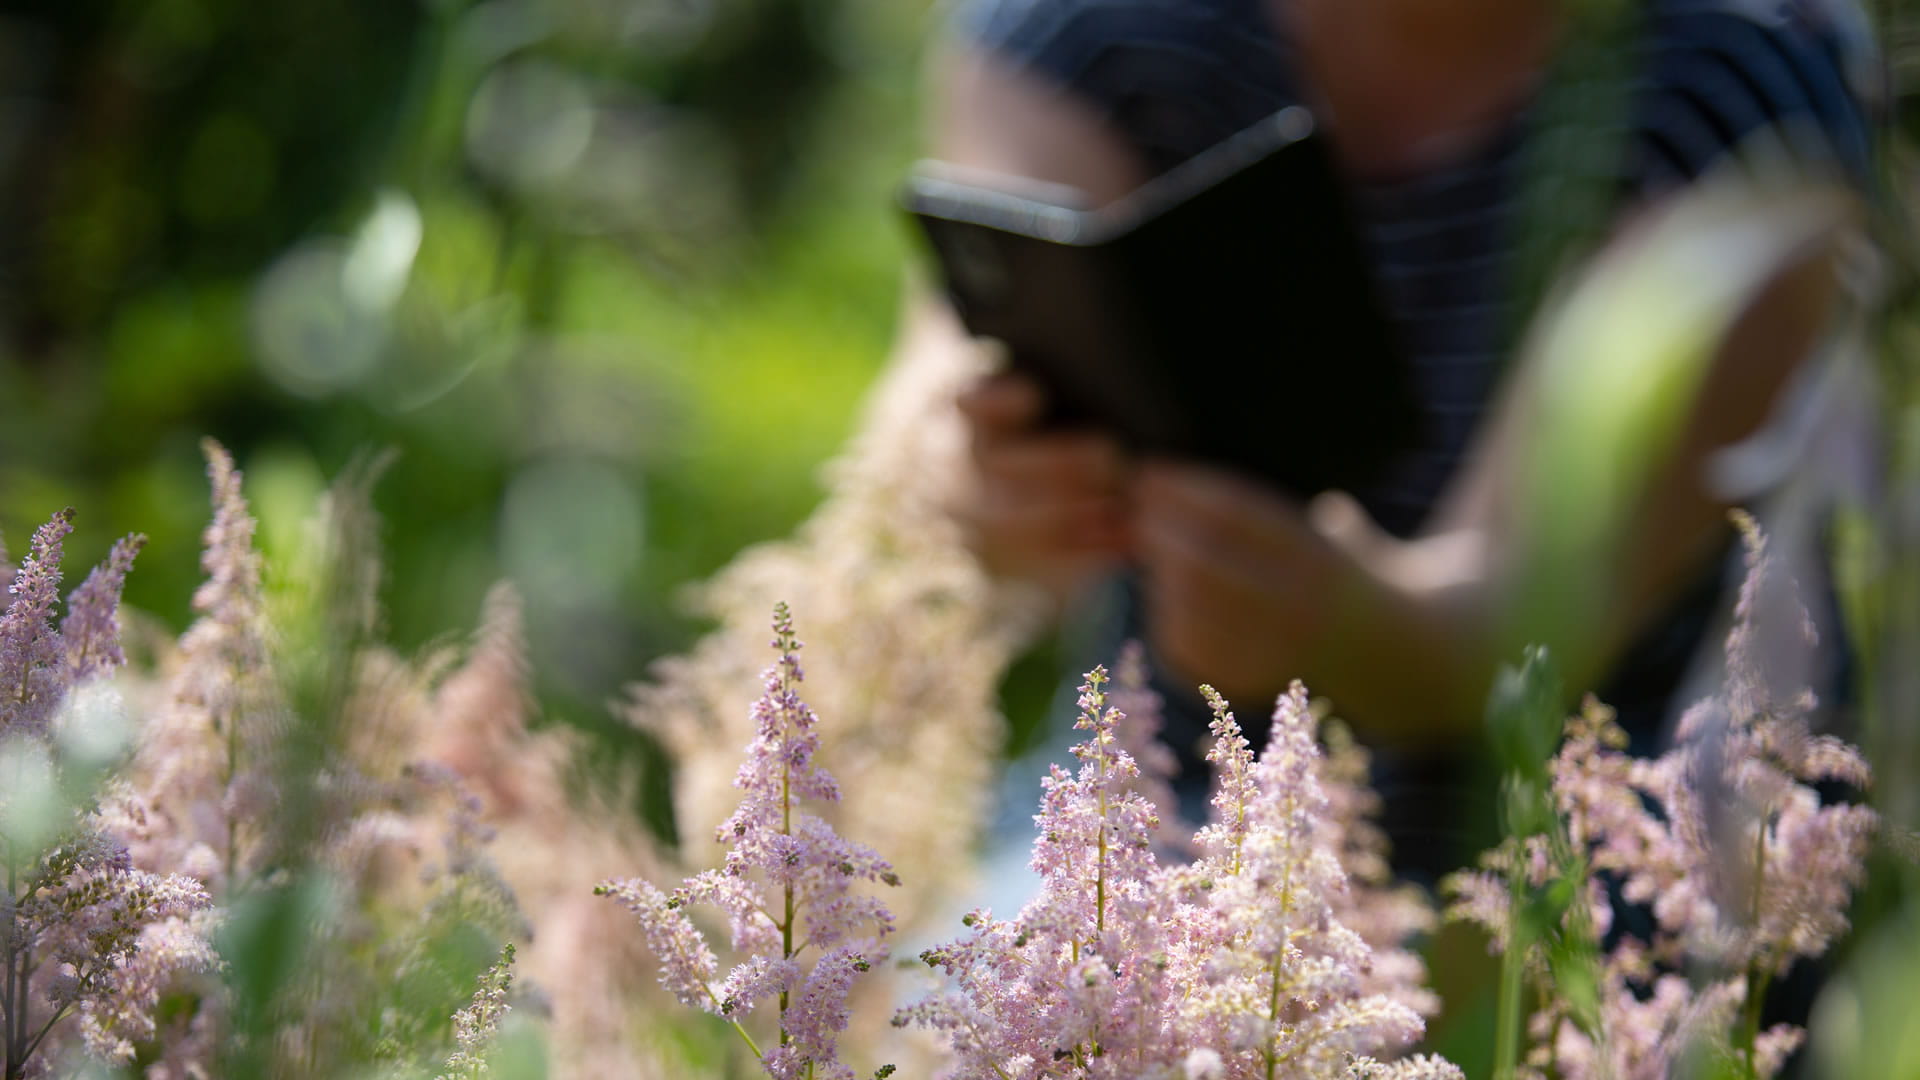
[614,322,1045,1074]
[899,671,1456,1080]
[1,508,217,1079]
[85,441,534,1079]
[1313,718,1441,1020]
[1448,516,1877,1078]
[600,605,900,1080]
[120,439,281,897]
[1104,644,1438,1017]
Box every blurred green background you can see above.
[4,3,1920,1075]
[0,0,934,771]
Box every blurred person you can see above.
[902,0,1877,869]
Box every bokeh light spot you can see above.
[498,456,644,610]
[465,58,594,191]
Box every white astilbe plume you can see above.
[1447,513,1876,1079]
[902,674,1455,1079]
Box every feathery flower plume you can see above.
[0,508,75,740]
[1179,683,1430,1077]
[1112,641,1192,854]
[1,509,214,1079]
[616,300,1044,1074]
[62,533,146,683]
[126,440,281,897]
[903,675,1454,1079]
[411,581,677,1079]
[1447,514,1876,1078]
[102,446,535,1079]
[601,605,898,1080]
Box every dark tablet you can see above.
[904,106,1420,498]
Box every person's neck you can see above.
[1274,0,1561,176]
[1368,0,1555,60]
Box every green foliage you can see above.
[1505,176,1857,688]
[0,0,929,810]
[1480,647,1605,1080]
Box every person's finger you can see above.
[1305,489,1379,556]
[1133,503,1269,602]
[978,433,1127,496]
[957,371,1045,434]
[1133,460,1312,564]
[1135,529,1246,689]
[977,490,1130,554]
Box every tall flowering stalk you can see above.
[600,604,899,1080]
[1448,514,1878,1079]
[901,671,1455,1080]
[125,439,281,899]
[615,298,1043,1074]
[98,442,530,1078]
[438,943,517,1080]
[1,509,216,1079]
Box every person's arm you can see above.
[1131,223,1844,744]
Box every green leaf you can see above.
[1505,177,1856,683]
[1486,645,1565,781]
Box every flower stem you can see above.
[1492,869,1529,1080]
[1264,952,1285,1080]
[779,647,796,1049]
[1737,808,1773,1077]
[730,1019,766,1062]
[5,845,20,1080]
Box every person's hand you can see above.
[1130,461,1359,705]
[954,371,1130,602]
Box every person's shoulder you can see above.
[1630,0,1878,190]
[952,0,1255,52]
[947,0,1280,91]
[942,0,1295,172]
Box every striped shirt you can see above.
[957,0,1873,537]
[951,0,1877,856]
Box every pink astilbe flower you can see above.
[905,665,1171,1074]
[127,440,284,897]
[12,838,212,1069]
[0,510,214,1079]
[1449,514,1876,1080]
[411,583,677,1079]
[62,533,146,684]
[1179,684,1428,1076]
[904,675,1455,1080]
[1315,718,1439,1019]
[99,446,538,1079]
[75,907,222,1066]
[600,604,898,1079]
[1111,641,1192,854]
[618,332,1046,1074]
[0,509,76,740]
